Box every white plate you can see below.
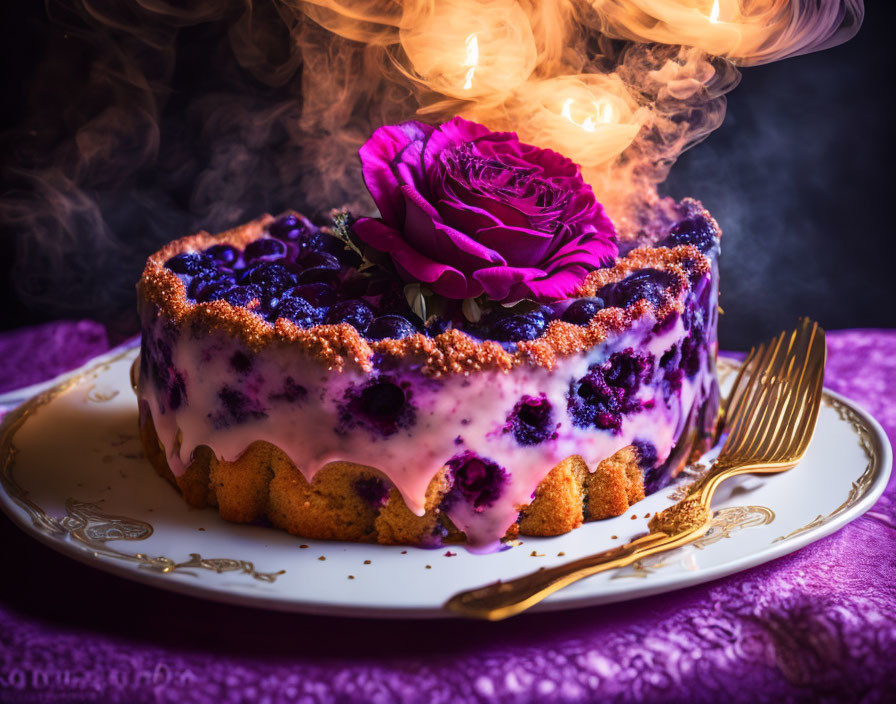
[0,346,890,618]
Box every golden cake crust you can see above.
[139,405,651,545]
[137,212,712,377]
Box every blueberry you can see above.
[568,367,625,431]
[567,349,654,432]
[282,283,337,307]
[443,452,508,511]
[238,262,299,294]
[194,280,232,303]
[679,303,706,377]
[244,238,287,264]
[425,317,451,337]
[338,378,415,437]
[269,213,325,256]
[598,269,677,309]
[354,476,390,508]
[269,377,308,404]
[561,298,605,326]
[505,394,556,446]
[361,381,405,417]
[489,314,545,342]
[168,374,186,411]
[222,284,263,308]
[660,216,717,253]
[269,214,302,239]
[258,293,282,318]
[366,315,417,341]
[165,252,215,275]
[270,214,312,241]
[326,300,373,332]
[274,297,320,327]
[295,252,341,284]
[632,440,658,469]
[204,244,240,267]
[209,387,267,429]
[528,305,557,324]
[187,271,227,300]
[230,351,253,373]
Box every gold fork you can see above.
[444,318,826,620]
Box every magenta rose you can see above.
[352,117,618,303]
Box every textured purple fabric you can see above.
[0,320,109,394]
[0,327,894,704]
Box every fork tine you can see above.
[767,319,821,460]
[719,318,826,469]
[722,330,789,458]
[785,329,826,458]
[722,337,778,453]
[755,320,817,460]
[728,328,797,460]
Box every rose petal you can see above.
[353,217,473,299]
[474,224,555,268]
[542,243,615,272]
[401,185,505,271]
[435,198,503,235]
[359,121,433,226]
[473,266,546,302]
[356,117,621,304]
[508,268,588,302]
[443,175,533,230]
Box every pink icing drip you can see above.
[140,279,716,551]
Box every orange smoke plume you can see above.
[0,0,864,320]
[296,0,862,234]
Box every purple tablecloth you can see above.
[1,323,894,704]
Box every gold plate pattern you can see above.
[0,349,285,584]
[0,349,888,615]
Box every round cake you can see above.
[136,118,721,551]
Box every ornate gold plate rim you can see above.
[0,348,891,617]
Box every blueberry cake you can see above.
[136,119,721,550]
[136,206,719,551]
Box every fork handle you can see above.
[443,525,711,620]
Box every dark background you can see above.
[1,2,893,350]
